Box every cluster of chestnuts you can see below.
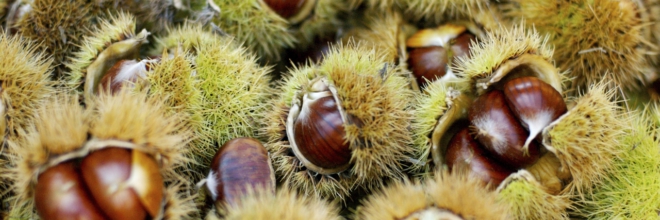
[0,0,659,219]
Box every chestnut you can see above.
[445,127,514,189]
[406,24,477,88]
[502,77,567,149]
[80,147,164,219]
[97,59,148,94]
[35,161,106,220]
[205,137,275,208]
[469,89,540,168]
[288,78,351,174]
[262,0,317,24]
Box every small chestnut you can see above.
[205,137,275,208]
[261,0,316,24]
[406,24,477,88]
[469,89,540,168]
[288,78,352,174]
[35,161,106,220]
[445,127,514,189]
[97,59,148,94]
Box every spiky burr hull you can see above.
[65,12,149,102]
[356,171,510,220]
[149,23,273,180]
[261,43,415,201]
[574,109,660,219]
[496,170,571,220]
[2,90,197,219]
[499,0,652,91]
[14,0,100,80]
[205,188,341,220]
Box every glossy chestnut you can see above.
[80,147,163,219]
[407,46,449,88]
[289,79,351,174]
[206,137,275,207]
[468,89,540,169]
[262,0,307,19]
[502,77,567,149]
[35,161,106,220]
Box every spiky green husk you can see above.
[3,94,85,218]
[219,188,341,220]
[151,22,222,55]
[134,50,209,180]
[410,79,470,173]
[16,0,97,79]
[341,9,405,64]
[543,82,629,197]
[0,31,55,144]
[194,34,273,146]
[95,0,193,34]
[65,12,139,93]
[454,24,554,81]
[500,0,650,90]
[262,43,414,201]
[497,171,571,220]
[400,0,489,24]
[211,0,295,61]
[639,0,660,65]
[575,110,660,219]
[357,171,509,219]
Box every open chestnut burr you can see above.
[261,0,317,24]
[6,91,196,219]
[262,44,414,201]
[412,24,628,219]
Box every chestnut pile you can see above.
[446,77,566,188]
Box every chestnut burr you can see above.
[262,0,308,19]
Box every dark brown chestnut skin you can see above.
[207,137,274,207]
[35,161,107,220]
[293,95,351,172]
[407,32,476,89]
[445,128,514,189]
[263,0,308,19]
[98,59,147,94]
[502,77,567,148]
[468,89,540,169]
[80,147,163,219]
[407,46,449,88]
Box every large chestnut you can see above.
[469,89,541,168]
[445,127,514,189]
[287,78,352,174]
[205,137,275,208]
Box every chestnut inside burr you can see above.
[97,59,148,94]
[287,78,352,175]
[444,75,566,188]
[406,24,476,89]
[261,0,317,24]
[206,137,275,208]
[34,147,164,220]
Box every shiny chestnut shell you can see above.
[98,59,147,94]
[207,137,274,207]
[80,147,163,219]
[263,0,308,19]
[35,162,106,220]
[407,46,449,88]
[293,95,351,173]
[468,89,540,168]
[502,77,567,147]
[445,127,514,189]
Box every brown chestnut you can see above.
[406,25,477,88]
[469,89,540,168]
[80,147,163,219]
[288,79,351,174]
[97,59,147,94]
[502,77,567,149]
[445,127,514,189]
[262,0,316,24]
[35,161,107,220]
[206,137,275,207]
